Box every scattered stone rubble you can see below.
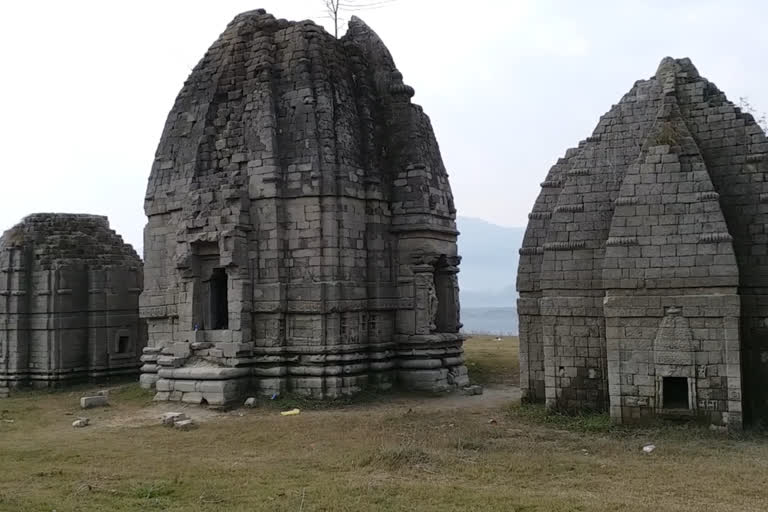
[518,57,768,430]
[140,10,467,406]
[72,417,90,428]
[161,412,197,430]
[461,385,483,396]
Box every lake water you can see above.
[460,307,518,335]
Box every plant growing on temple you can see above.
[323,0,397,38]
[739,96,768,132]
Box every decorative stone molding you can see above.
[614,196,639,206]
[606,236,639,246]
[543,240,586,251]
[697,191,720,201]
[554,204,585,213]
[698,232,733,243]
[519,247,544,255]
[528,211,552,220]
[540,180,563,188]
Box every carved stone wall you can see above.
[518,57,768,429]
[140,10,466,404]
[0,214,144,395]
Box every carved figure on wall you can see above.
[428,280,438,332]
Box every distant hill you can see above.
[456,216,524,307]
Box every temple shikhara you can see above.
[518,57,768,429]
[0,214,144,396]
[139,10,466,404]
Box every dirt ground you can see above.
[1,336,767,512]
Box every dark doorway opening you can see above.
[433,256,459,333]
[117,335,130,353]
[663,377,689,409]
[209,268,228,330]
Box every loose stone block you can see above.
[80,395,109,409]
[461,385,484,396]
[173,419,197,431]
[161,412,188,426]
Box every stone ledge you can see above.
[519,247,544,255]
[158,367,251,380]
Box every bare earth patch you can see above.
[0,336,766,511]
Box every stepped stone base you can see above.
[147,334,466,405]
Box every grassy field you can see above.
[0,335,767,511]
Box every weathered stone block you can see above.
[80,395,109,409]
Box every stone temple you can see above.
[0,214,144,396]
[518,57,768,429]
[140,10,466,404]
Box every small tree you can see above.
[323,0,396,38]
[738,96,768,132]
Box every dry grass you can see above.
[0,335,766,511]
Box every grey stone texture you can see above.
[517,57,768,430]
[141,10,466,405]
[0,214,145,391]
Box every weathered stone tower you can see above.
[518,57,768,429]
[0,214,144,395]
[140,10,465,404]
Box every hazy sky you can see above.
[1,0,766,254]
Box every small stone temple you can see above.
[0,214,144,396]
[518,57,768,429]
[140,10,466,404]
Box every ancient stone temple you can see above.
[518,57,768,429]
[140,10,465,404]
[0,214,144,396]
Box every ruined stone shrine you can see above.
[518,57,768,429]
[140,10,466,404]
[0,214,144,396]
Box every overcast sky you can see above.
[1,0,766,254]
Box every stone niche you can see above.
[518,57,768,430]
[0,213,145,396]
[139,10,467,405]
